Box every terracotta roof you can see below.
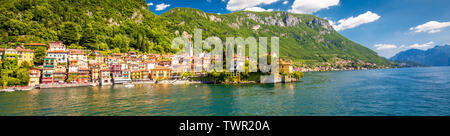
[152,66,171,70]
[47,50,68,53]
[25,43,46,46]
[79,68,90,71]
[70,51,85,55]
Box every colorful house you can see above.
[41,57,57,84]
[90,64,100,83]
[53,66,66,83]
[41,68,54,84]
[279,58,293,74]
[47,41,68,63]
[150,66,172,80]
[131,70,149,81]
[29,68,41,86]
[77,68,90,83]
[100,68,112,86]
[16,47,34,65]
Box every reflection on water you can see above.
[0,67,449,116]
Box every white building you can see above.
[47,41,68,63]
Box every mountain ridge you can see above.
[161,7,391,67]
[0,0,391,67]
[390,45,450,66]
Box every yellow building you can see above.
[150,66,172,80]
[131,70,149,81]
[90,64,100,83]
[29,68,41,86]
[0,47,34,65]
[279,58,293,74]
[16,47,34,65]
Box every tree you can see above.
[33,47,47,66]
[292,71,304,80]
[81,23,97,48]
[59,22,81,45]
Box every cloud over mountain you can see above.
[289,0,339,14]
[156,3,171,11]
[226,0,279,11]
[410,21,450,33]
[329,11,380,31]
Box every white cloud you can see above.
[283,1,289,5]
[329,11,380,31]
[374,41,436,58]
[289,0,339,14]
[244,7,274,12]
[226,0,279,11]
[410,21,450,34]
[155,3,171,11]
[409,41,435,50]
[147,3,153,6]
[374,44,397,50]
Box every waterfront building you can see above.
[68,49,88,68]
[77,68,90,83]
[41,68,54,84]
[0,47,34,65]
[279,59,293,74]
[41,57,57,84]
[110,62,131,84]
[68,59,79,73]
[16,47,34,65]
[131,70,149,81]
[29,68,41,87]
[151,66,172,80]
[100,68,112,85]
[47,41,68,63]
[90,64,100,83]
[53,66,66,83]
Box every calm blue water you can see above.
[0,67,449,116]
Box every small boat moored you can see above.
[124,83,135,88]
[0,88,15,92]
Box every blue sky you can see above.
[146,0,450,58]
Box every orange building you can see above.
[150,66,172,80]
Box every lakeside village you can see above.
[0,41,307,92]
[0,40,386,92]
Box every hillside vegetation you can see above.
[0,0,391,67]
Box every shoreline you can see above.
[2,68,402,92]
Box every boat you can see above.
[1,88,15,92]
[17,87,34,91]
[124,83,135,88]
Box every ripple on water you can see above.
[0,67,449,116]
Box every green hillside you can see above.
[0,0,391,67]
[161,8,391,67]
[0,0,175,54]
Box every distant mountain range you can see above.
[390,45,450,66]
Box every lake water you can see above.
[0,67,449,116]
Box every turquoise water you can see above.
[0,67,449,116]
